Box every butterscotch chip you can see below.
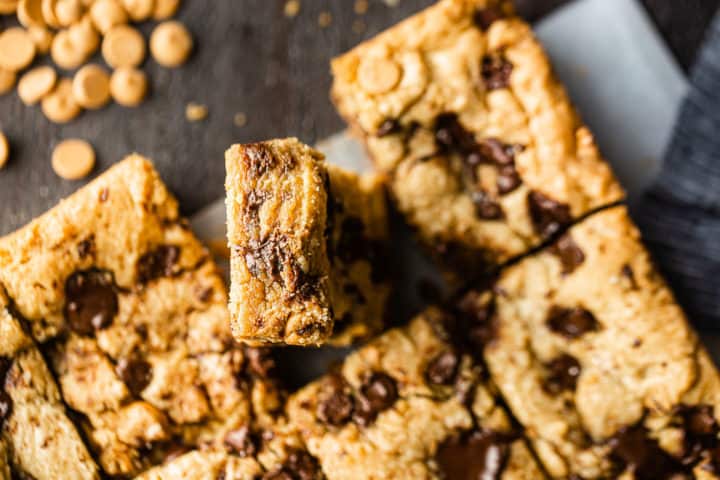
[18,65,57,105]
[51,29,87,70]
[109,66,146,106]
[150,20,192,67]
[318,11,331,28]
[72,64,110,109]
[0,0,18,14]
[0,28,36,72]
[41,77,82,123]
[357,56,401,94]
[354,0,368,14]
[233,112,246,127]
[102,24,145,68]
[283,0,299,17]
[51,138,95,179]
[68,15,99,55]
[185,102,206,121]
[122,0,153,21]
[18,0,46,27]
[0,131,8,169]
[27,26,54,53]
[55,0,83,26]
[89,0,127,34]
[152,0,178,20]
[0,68,16,95]
[41,0,60,27]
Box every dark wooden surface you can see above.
[0,0,717,235]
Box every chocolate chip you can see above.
[621,264,638,289]
[224,426,257,458]
[242,143,281,178]
[678,405,719,466]
[425,351,460,386]
[435,113,477,154]
[482,54,513,90]
[436,430,509,480]
[77,235,95,258]
[527,191,572,238]
[116,356,152,397]
[479,138,516,166]
[245,347,276,378]
[137,245,180,283]
[454,293,497,352]
[549,234,585,275]
[471,190,504,220]
[608,423,685,479]
[546,306,599,339]
[0,390,12,429]
[354,372,397,426]
[264,450,320,480]
[64,270,119,336]
[496,165,522,195]
[317,389,354,427]
[543,354,581,394]
[473,7,505,30]
[376,118,401,137]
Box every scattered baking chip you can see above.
[0,131,9,169]
[0,68,16,95]
[0,27,36,72]
[109,66,147,106]
[152,0,179,20]
[122,0,153,21]
[27,26,54,54]
[51,29,87,70]
[353,0,368,14]
[150,20,192,67]
[41,77,82,123]
[55,0,82,26]
[89,0,127,34]
[318,11,331,28]
[51,138,95,179]
[283,0,299,17]
[18,0,45,27]
[18,65,57,105]
[72,64,110,109]
[68,15,99,55]
[352,19,365,34]
[185,102,207,121]
[41,0,60,28]
[102,24,146,68]
[381,0,400,6]
[233,112,247,127]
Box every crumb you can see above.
[318,11,332,28]
[284,0,300,18]
[354,0,368,14]
[352,19,365,34]
[186,102,208,122]
[233,112,247,127]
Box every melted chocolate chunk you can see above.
[243,237,290,280]
[116,356,152,397]
[546,306,599,339]
[242,143,283,178]
[224,426,257,458]
[608,424,685,479]
[678,405,719,466]
[527,191,572,238]
[549,234,585,275]
[471,190,504,220]
[543,354,581,394]
[425,351,460,386]
[353,372,398,426]
[137,245,180,283]
[376,118,401,137]
[436,430,509,480]
[473,7,505,30]
[245,347,276,378]
[435,113,477,154]
[64,270,118,336]
[263,450,320,480]
[482,54,513,90]
[479,138,516,166]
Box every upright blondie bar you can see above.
[225,138,389,346]
[0,156,293,478]
[478,206,720,478]
[331,0,623,276]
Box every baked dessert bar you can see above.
[478,206,720,478]
[0,156,289,478]
[286,307,544,479]
[0,287,99,480]
[331,0,623,276]
[225,138,390,346]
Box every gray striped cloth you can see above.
[634,12,720,329]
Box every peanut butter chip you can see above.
[358,57,401,94]
[42,77,82,123]
[109,66,146,106]
[89,0,127,34]
[102,24,145,68]
[68,16,99,55]
[122,0,153,21]
[27,26,53,54]
[185,102,206,121]
[51,29,87,70]
[55,0,83,26]
[0,131,9,169]
[52,138,95,179]
[72,64,110,109]
[18,65,57,105]
[0,28,36,72]
[150,21,192,67]
[0,69,16,95]
[18,0,46,27]
[152,0,178,20]
[41,0,60,28]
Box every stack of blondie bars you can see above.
[1,0,718,478]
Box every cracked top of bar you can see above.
[225,138,389,346]
[331,0,624,276]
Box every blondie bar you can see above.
[480,206,720,478]
[225,138,389,346]
[0,156,289,478]
[286,308,544,479]
[331,0,623,276]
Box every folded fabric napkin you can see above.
[634,11,720,330]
